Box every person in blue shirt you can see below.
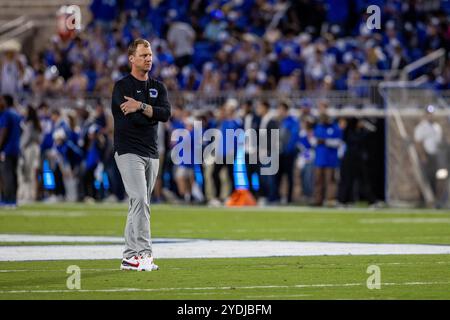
[211,100,241,204]
[51,127,84,201]
[80,124,107,201]
[0,95,22,207]
[173,116,196,203]
[40,108,71,158]
[275,101,300,204]
[311,101,342,206]
[168,105,187,196]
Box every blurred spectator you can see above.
[199,63,221,93]
[277,69,302,94]
[1,0,448,208]
[389,43,409,72]
[66,63,88,98]
[167,18,196,69]
[80,124,106,201]
[51,126,83,202]
[7,0,447,99]
[298,118,315,203]
[337,118,376,205]
[256,100,278,204]
[174,116,196,203]
[0,95,22,207]
[0,42,24,98]
[152,122,167,203]
[51,109,71,141]
[210,100,241,206]
[275,101,300,204]
[311,100,342,206]
[204,10,228,42]
[242,100,260,198]
[414,105,443,201]
[18,105,42,202]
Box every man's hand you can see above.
[120,96,141,115]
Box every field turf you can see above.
[0,203,449,300]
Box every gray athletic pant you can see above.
[114,152,159,259]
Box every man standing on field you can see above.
[111,39,171,271]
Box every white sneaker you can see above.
[208,198,222,207]
[138,253,159,271]
[120,256,141,271]
[257,197,267,207]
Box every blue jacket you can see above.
[56,140,84,169]
[0,109,22,157]
[314,122,342,168]
[217,119,242,158]
[299,130,314,163]
[179,129,195,168]
[279,116,300,155]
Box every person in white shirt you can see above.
[167,19,195,69]
[414,105,443,194]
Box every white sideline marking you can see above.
[360,218,450,224]
[1,236,450,261]
[0,234,124,243]
[0,234,188,244]
[1,281,449,294]
[0,269,119,273]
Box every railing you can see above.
[169,87,381,111]
[401,48,446,81]
[21,80,385,112]
[0,16,27,35]
[14,70,450,115]
[0,15,35,49]
[0,20,34,45]
[19,85,450,119]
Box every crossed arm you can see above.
[112,83,171,126]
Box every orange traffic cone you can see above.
[225,189,257,207]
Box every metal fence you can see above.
[19,81,450,118]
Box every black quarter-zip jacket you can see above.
[111,74,171,158]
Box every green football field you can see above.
[0,203,450,300]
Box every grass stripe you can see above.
[1,281,450,294]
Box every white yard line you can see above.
[0,235,450,261]
[0,268,119,273]
[1,281,449,294]
[0,234,189,244]
[360,218,450,224]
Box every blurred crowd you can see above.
[1,0,450,101]
[166,97,383,207]
[0,94,124,207]
[1,0,448,207]
[0,93,383,207]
